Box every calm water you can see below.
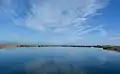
[0,47,120,74]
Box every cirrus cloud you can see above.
[0,0,110,43]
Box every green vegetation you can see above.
[102,45,120,52]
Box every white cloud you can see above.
[0,0,110,43]
[23,0,108,31]
[19,0,109,43]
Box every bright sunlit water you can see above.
[0,47,120,74]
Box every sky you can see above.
[0,0,120,45]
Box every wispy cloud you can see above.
[22,0,109,31]
[0,0,110,43]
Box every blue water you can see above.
[0,47,120,74]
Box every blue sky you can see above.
[0,0,120,45]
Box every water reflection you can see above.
[0,47,120,74]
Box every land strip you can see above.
[0,44,120,52]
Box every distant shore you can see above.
[0,44,120,52]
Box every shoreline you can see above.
[0,44,120,52]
